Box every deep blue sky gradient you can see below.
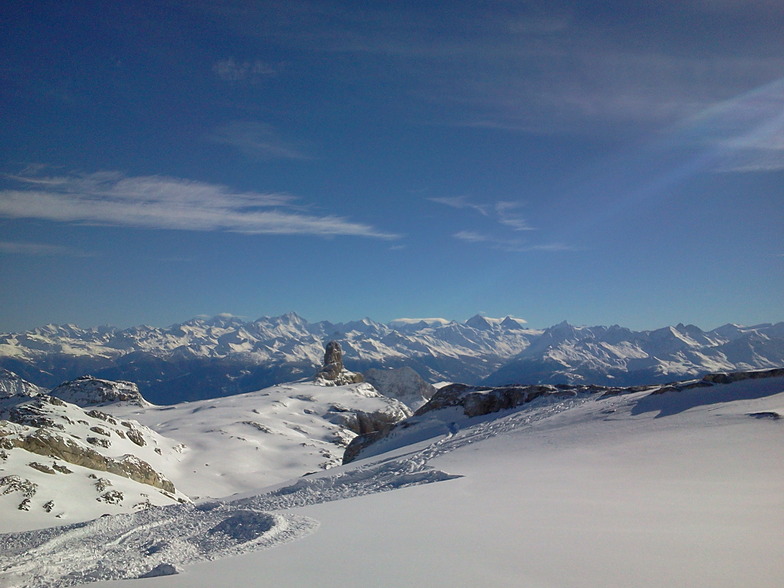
[1,1,782,331]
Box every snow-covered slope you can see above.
[0,370,781,587]
[0,377,411,532]
[1,315,782,403]
[0,369,44,400]
[0,395,188,532]
[105,380,411,500]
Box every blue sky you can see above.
[1,0,782,332]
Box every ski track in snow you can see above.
[0,395,587,587]
[0,504,317,588]
[239,395,589,512]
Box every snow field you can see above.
[99,376,783,587]
[1,375,781,587]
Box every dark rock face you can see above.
[342,383,581,464]
[701,367,784,385]
[342,383,575,464]
[322,341,343,378]
[415,383,576,418]
[314,341,364,386]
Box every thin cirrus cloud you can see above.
[196,2,784,137]
[494,201,535,231]
[0,170,398,239]
[676,77,784,173]
[210,121,312,160]
[430,195,543,251]
[429,196,535,231]
[0,240,93,257]
[428,195,490,216]
[212,58,276,83]
[453,230,526,252]
[454,231,571,253]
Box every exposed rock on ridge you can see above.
[344,368,784,464]
[1,396,176,492]
[50,375,150,407]
[343,382,584,464]
[314,341,364,387]
[0,390,187,522]
[414,383,579,418]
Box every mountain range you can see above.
[1,313,783,403]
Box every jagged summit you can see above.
[465,314,494,330]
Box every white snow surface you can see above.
[100,380,410,500]
[0,370,43,400]
[0,376,782,587]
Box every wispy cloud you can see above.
[212,58,275,83]
[430,196,535,230]
[494,201,535,231]
[0,170,399,239]
[453,231,571,253]
[428,195,489,216]
[453,230,525,252]
[210,121,311,160]
[683,78,784,173]
[191,2,784,138]
[0,240,93,257]
[431,196,543,250]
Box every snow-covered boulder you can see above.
[49,375,150,407]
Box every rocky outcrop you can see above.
[323,382,412,441]
[363,367,435,410]
[344,367,784,465]
[314,341,364,386]
[1,394,180,495]
[3,425,175,493]
[342,382,579,464]
[49,375,150,407]
[413,383,577,418]
[700,367,784,385]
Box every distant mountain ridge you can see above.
[1,314,782,403]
